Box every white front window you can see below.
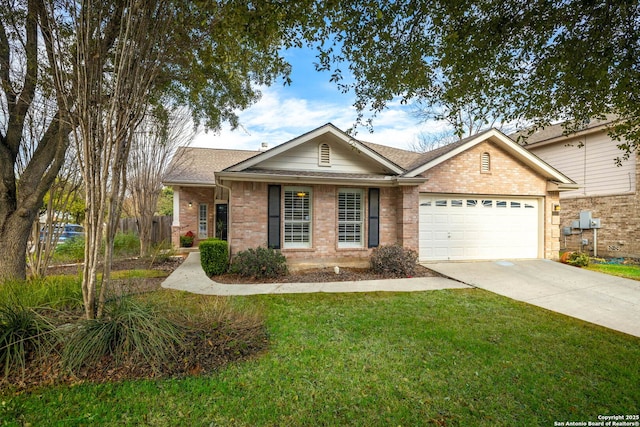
[338,189,363,248]
[283,187,312,248]
[198,204,208,239]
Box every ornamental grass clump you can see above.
[370,244,418,277]
[62,297,183,374]
[0,301,58,378]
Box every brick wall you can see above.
[416,140,560,260]
[228,180,269,254]
[418,141,549,195]
[559,193,640,258]
[554,147,640,258]
[226,181,408,267]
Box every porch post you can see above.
[171,186,181,248]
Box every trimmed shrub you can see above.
[566,251,590,267]
[230,247,288,279]
[200,239,229,276]
[370,244,418,277]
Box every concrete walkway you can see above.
[162,254,640,338]
[427,259,640,338]
[161,252,469,296]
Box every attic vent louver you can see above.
[481,152,490,173]
[319,143,331,166]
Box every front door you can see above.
[216,204,228,241]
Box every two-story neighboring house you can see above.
[518,116,640,258]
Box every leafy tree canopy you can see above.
[313,0,639,148]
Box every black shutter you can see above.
[268,185,281,249]
[368,188,380,248]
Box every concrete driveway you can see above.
[426,259,640,338]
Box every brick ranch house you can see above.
[517,116,640,258]
[163,123,576,269]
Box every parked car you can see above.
[39,223,85,245]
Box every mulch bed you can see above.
[213,264,441,284]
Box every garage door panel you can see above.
[419,195,539,261]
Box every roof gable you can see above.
[403,128,576,184]
[225,123,405,175]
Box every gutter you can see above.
[216,172,427,187]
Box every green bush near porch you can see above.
[230,246,287,279]
[199,238,229,276]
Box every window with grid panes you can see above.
[338,189,363,247]
[283,187,311,248]
[198,204,208,238]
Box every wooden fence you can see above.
[118,215,172,245]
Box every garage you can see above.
[419,194,540,261]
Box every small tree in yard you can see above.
[40,0,308,319]
[127,108,194,257]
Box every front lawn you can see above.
[3,289,639,426]
[586,262,640,280]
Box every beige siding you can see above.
[258,139,388,174]
[529,132,636,198]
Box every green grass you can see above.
[0,276,82,310]
[586,263,640,280]
[109,269,168,280]
[2,289,639,426]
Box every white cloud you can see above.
[192,86,449,151]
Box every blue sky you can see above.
[192,46,450,151]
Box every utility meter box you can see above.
[562,227,572,236]
[580,211,592,229]
[591,218,602,229]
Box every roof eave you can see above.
[404,128,576,185]
[217,171,426,187]
[518,118,619,148]
[162,180,217,188]
[547,181,581,192]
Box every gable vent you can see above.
[481,152,490,173]
[319,143,331,166]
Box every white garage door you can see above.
[419,195,540,261]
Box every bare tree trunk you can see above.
[97,142,130,318]
[0,1,71,281]
[58,0,168,318]
[137,202,155,257]
[0,218,32,280]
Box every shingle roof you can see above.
[163,129,511,185]
[359,141,422,170]
[163,147,260,185]
[511,114,618,145]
